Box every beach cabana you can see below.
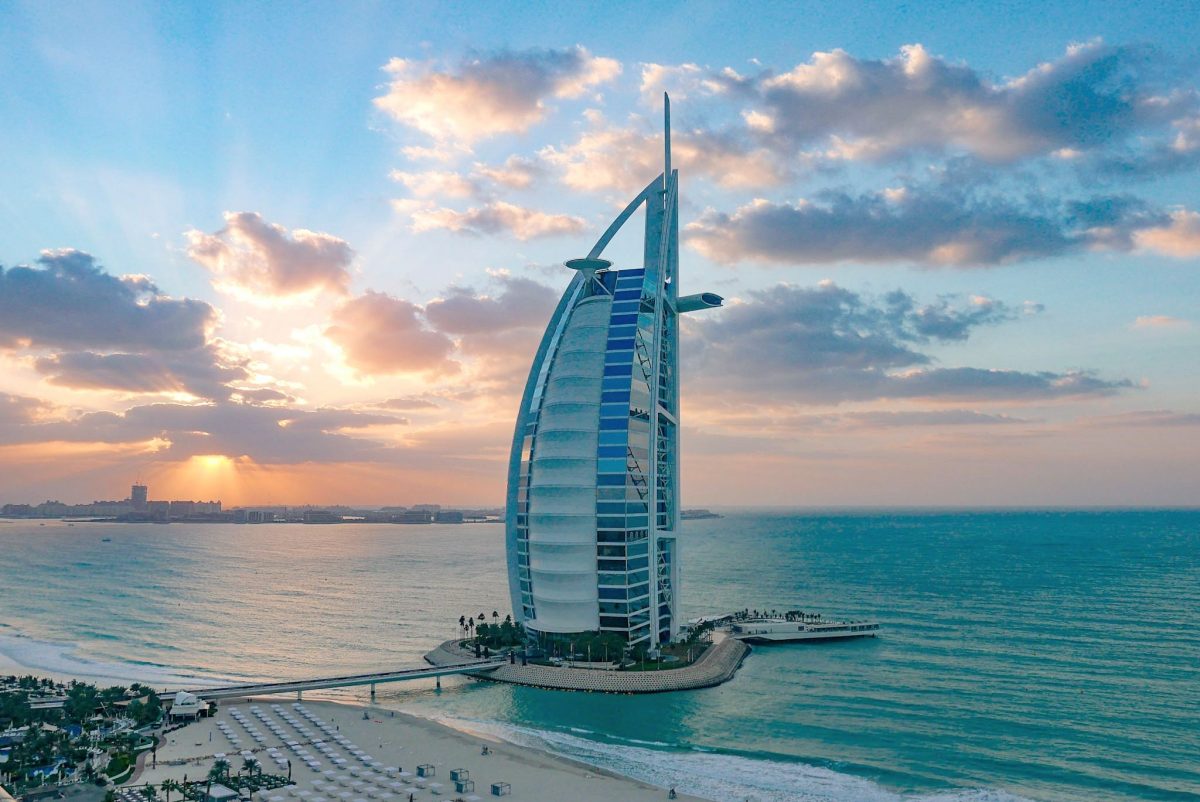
[206,785,240,802]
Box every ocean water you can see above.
[0,510,1196,802]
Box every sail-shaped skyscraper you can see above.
[505,96,722,648]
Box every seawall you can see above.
[424,637,748,694]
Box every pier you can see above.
[178,657,507,700]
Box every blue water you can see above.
[1,510,1197,801]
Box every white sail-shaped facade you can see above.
[505,97,721,646]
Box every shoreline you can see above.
[136,696,711,802]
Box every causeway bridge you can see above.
[179,657,506,701]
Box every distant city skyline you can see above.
[1,2,1198,506]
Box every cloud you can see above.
[686,186,1182,267]
[377,397,438,411]
[325,291,458,376]
[473,156,544,189]
[389,169,478,199]
[1133,209,1200,256]
[399,200,585,239]
[34,345,249,401]
[685,282,1131,405]
[540,111,787,192]
[185,211,353,300]
[0,250,214,352]
[1130,314,1192,330]
[838,410,1027,427]
[374,46,620,148]
[425,274,557,335]
[0,400,404,464]
[389,157,547,202]
[681,40,1196,165]
[1084,410,1200,428]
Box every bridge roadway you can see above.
[180,657,506,701]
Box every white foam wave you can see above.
[425,714,1040,802]
[0,627,234,687]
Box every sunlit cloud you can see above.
[374,46,620,149]
[185,211,354,302]
[1130,314,1192,330]
[325,291,459,377]
[398,199,585,239]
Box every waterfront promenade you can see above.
[424,638,749,693]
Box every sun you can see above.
[194,454,233,470]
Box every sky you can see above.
[1,0,1198,507]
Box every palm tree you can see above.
[162,778,181,802]
[492,610,499,624]
[241,757,255,778]
[142,783,157,802]
[210,759,230,785]
[458,615,466,632]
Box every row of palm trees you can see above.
[126,755,267,802]
[458,610,508,634]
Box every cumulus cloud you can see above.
[389,157,547,202]
[425,274,557,335]
[325,291,458,376]
[473,156,544,189]
[540,111,787,192]
[0,250,252,401]
[34,345,249,401]
[389,169,479,199]
[685,282,1131,405]
[686,186,1185,267]
[660,41,1196,165]
[1133,209,1200,256]
[374,46,620,148]
[400,200,585,239]
[186,211,353,300]
[0,250,213,352]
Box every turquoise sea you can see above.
[0,510,1197,801]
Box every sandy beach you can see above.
[136,699,707,802]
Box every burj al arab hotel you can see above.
[505,96,723,648]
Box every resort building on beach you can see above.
[505,96,722,648]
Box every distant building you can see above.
[434,510,464,524]
[303,510,340,524]
[146,501,170,521]
[410,503,441,512]
[168,500,195,517]
[130,484,148,511]
[167,691,203,721]
[391,510,432,524]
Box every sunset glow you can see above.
[0,5,1197,507]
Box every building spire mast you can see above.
[663,92,671,183]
